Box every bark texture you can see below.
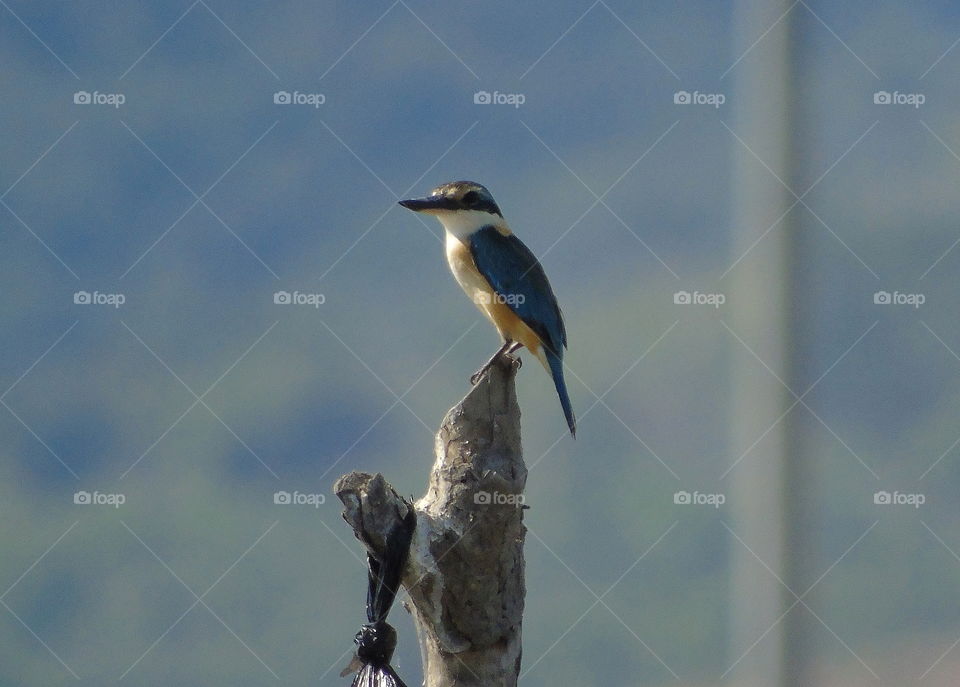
[335,356,526,686]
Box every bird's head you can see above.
[399,181,504,238]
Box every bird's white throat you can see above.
[435,209,504,240]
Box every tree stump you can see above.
[335,356,526,686]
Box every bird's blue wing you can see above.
[469,226,566,356]
[471,226,576,436]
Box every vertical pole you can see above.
[727,1,807,685]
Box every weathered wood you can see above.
[336,356,526,686]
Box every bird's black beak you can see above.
[398,196,456,213]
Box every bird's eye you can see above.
[461,191,479,207]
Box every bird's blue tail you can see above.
[546,350,576,438]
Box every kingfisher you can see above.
[399,181,576,437]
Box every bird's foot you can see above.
[469,367,487,386]
[470,351,521,385]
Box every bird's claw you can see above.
[470,352,520,385]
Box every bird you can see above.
[399,181,576,437]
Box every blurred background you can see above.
[2,1,959,685]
